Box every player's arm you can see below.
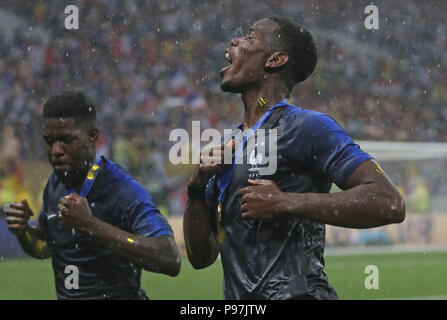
[58,195,181,277]
[183,168,219,269]
[183,141,234,269]
[4,200,51,259]
[239,159,406,228]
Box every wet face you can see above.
[42,117,98,186]
[219,18,281,93]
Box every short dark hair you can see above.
[268,16,317,88]
[43,91,97,127]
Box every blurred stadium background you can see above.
[1,0,447,299]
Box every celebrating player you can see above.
[183,16,405,299]
[4,92,181,299]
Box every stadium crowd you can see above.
[0,0,446,216]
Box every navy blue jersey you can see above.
[205,104,372,300]
[38,156,173,300]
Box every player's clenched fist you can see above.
[4,200,33,236]
[189,139,235,190]
[238,179,286,220]
[58,193,94,232]
[200,139,235,167]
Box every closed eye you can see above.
[60,135,75,144]
[245,28,256,39]
[43,135,74,145]
[43,136,54,145]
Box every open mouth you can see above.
[225,50,233,64]
[219,49,233,77]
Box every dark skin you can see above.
[5,117,181,276]
[184,18,406,269]
[4,200,51,259]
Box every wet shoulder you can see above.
[282,105,336,130]
[102,159,151,204]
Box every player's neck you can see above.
[66,154,98,192]
[241,84,289,129]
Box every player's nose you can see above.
[231,37,240,47]
[50,141,65,158]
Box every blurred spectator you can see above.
[0,125,38,216]
[407,177,431,214]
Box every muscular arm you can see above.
[240,159,406,228]
[183,141,234,269]
[59,195,181,277]
[79,218,180,276]
[183,195,219,269]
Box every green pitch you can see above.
[1,251,447,300]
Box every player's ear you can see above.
[265,52,288,69]
[88,128,99,144]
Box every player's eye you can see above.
[245,32,255,39]
[60,136,75,144]
[44,137,54,145]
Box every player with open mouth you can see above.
[183,16,405,300]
